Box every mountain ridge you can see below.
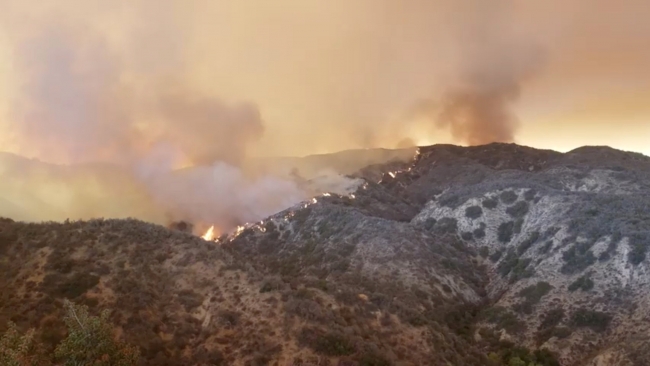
[1,142,649,365]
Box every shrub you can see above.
[465,206,483,219]
[598,237,619,262]
[490,249,504,262]
[482,198,498,209]
[539,308,564,330]
[628,242,647,265]
[524,189,537,201]
[1,300,140,366]
[515,282,553,314]
[434,218,458,235]
[570,308,612,333]
[561,244,596,274]
[42,273,100,299]
[518,282,553,305]
[423,218,437,231]
[538,241,553,255]
[0,322,49,366]
[479,246,490,258]
[461,231,474,241]
[473,225,486,239]
[260,277,285,293]
[177,289,204,311]
[513,218,524,234]
[517,231,540,255]
[506,202,529,219]
[358,352,392,366]
[498,250,534,283]
[55,300,140,365]
[498,222,515,243]
[483,307,524,334]
[568,275,594,292]
[298,328,355,356]
[500,191,518,204]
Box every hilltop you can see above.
[1,143,649,365]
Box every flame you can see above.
[201,225,216,241]
[388,172,396,178]
[322,193,331,197]
[234,225,246,236]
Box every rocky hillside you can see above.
[1,143,649,365]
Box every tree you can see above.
[0,322,50,366]
[54,300,139,366]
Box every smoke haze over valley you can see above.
[1,0,649,229]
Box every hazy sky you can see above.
[0,0,649,161]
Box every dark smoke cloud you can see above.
[409,0,546,145]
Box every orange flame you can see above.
[201,225,216,241]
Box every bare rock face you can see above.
[1,142,649,365]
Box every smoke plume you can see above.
[0,11,327,232]
[409,0,546,145]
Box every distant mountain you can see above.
[1,143,649,365]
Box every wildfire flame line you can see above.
[201,225,216,241]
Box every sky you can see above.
[0,0,649,228]
[0,0,648,161]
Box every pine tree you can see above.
[54,300,139,366]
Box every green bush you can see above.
[55,300,140,365]
[0,322,49,366]
[0,300,139,366]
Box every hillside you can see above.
[1,143,649,365]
